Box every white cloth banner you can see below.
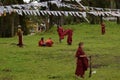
[36,10,40,15]
[40,11,45,15]
[26,10,30,15]
[23,10,27,15]
[47,11,51,15]
[33,10,37,15]
[0,6,4,14]
[68,12,73,16]
[57,11,62,16]
[15,9,22,15]
[6,6,13,14]
[75,12,82,17]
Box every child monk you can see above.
[57,25,64,43]
[67,29,73,45]
[39,37,46,47]
[101,22,106,35]
[75,42,89,79]
[45,38,54,47]
[17,28,23,47]
[63,29,73,45]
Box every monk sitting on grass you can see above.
[39,37,46,47]
[45,38,54,47]
[75,42,89,79]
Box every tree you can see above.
[0,0,29,37]
[0,0,18,37]
[81,0,111,24]
[17,0,29,35]
[115,0,120,24]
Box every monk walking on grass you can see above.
[75,42,88,79]
[67,29,73,45]
[17,26,23,47]
[101,22,106,35]
[63,29,73,45]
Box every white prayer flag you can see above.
[40,11,45,15]
[26,10,30,15]
[36,10,40,16]
[33,10,37,15]
[23,10,27,15]
[47,11,52,15]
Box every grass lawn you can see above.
[0,22,120,80]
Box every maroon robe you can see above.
[17,31,23,47]
[39,40,45,46]
[75,47,88,77]
[63,29,69,36]
[45,39,54,47]
[67,29,73,45]
[101,23,106,35]
[57,27,64,39]
[63,29,73,45]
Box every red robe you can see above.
[63,29,69,36]
[67,29,73,45]
[75,47,88,77]
[45,39,54,47]
[39,40,45,46]
[17,31,23,47]
[57,27,64,39]
[63,29,73,45]
[101,23,105,35]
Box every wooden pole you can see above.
[89,56,92,78]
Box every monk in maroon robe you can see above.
[45,38,54,47]
[57,26,64,43]
[67,29,73,45]
[17,29,23,47]
[101,23,106,35]
[39,37,46,46]
[63,29,69,36]
[75,42,88,78]
[63,29,73,45]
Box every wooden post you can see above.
[116,0,120,24]
[89,56,92,78]
[100,15,103,24]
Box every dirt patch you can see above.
[92,64,108,69]
[114,56,120,68]
[114,56,120,62]
[2,69,12,72]
[90,54,109,68]
[48,75,61,79]
[91,55,120,69]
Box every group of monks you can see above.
[39,37,54,47]
[17,23,105,47]
[17,23,106,79]
[57,25,73,45]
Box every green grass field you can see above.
[0,22,120,80]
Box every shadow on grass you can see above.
[47,75,61,79]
